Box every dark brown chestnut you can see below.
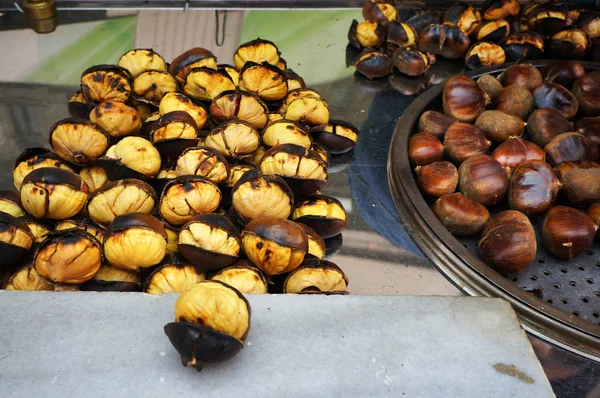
[477,19,511,43]
[406,10,442,35]
[417,110,456,139]
[465,42,506,69]
[292,195,347,239]
[169,47,217,85]
[587,201,600,236]
[482,0,520,21]
[503,32,544,61]
[355,51,393,80]
[478,210,536,274]
[443,4,482,35]
[544,133,599,167]
[542,206,597,259]
[433,193,490,236]
[418,23,471,60]
[476,75,503,101]
[526,2,568,37]
[458,155,509,206]
[576,117,600,146]
[508,160,561,216]
[572,71,600,117]
[550,29,590,58]
[362,1,397,25]
[533,82,579,120]
[495,85,535,121]
[443,123,491,164]
[416,161,458,198]
[578,10,600,42]
[68,90,93,119]
[312,119,358,155]
[387,22,417,48]
[541,61,586,89]
[392,47,435,77]
[348,19,386,49]
[527,108,573,147]
[554,161,600,205]
[443,75,489,123]
[498,63,542,91]
[492,136,546,176]
[475,110,525,144]
[408,132,444,166]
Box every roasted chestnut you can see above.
[362,1,397,25]
[159,92,208,130]
[0,190,25,218]
[163,221,180,254]
[478,210,536,274]
[242,217,307,275]
[178,214,240,271]
[87,179,156,225]
[391,47,434,77]
[182,67,236,103]
[443,75,489,123]
[164,280,250,372]
[496,85,535,121]
[459,155,509,206]
[279,88,324,113]
[292,195,346,239]
[465,42,506,69]
[527,108,572,147]
[20,168,89,220]
[0,212,34,268]
[408,132,444,166]
[475,110,525,144]
[133,70,178,105]
[406,10,442,35]
[13,148,74,191]
[202,120,260,159]
[99,136,162,180]
[541,61,585,89]
[78,166,108,193]
[175,146,230,184]
[34,229,101,284]
[576,117,600,146]
[443,4,481,35]
[283,259,348,294]
[210,90,268,130]
[416,161,458,198]
[554,161,600,205]
[578,10,600,41]
[149,111,199,166]
[219,162,256,205]
[159,176,221,226]
[418,23,471,60]
[503,32,544,61]
[443,123,490,164]
[21,217,52,243]
[492,136,545,176]
[49,118,109,166]
[284,96,330,131]
[526,2,568,37]
[211,260,268,294]
[103,213,167,271]
[298,223,326,260]
[542,206,596,259]
[482,0,520,21]
[144,260,204,295]
[544,133,599,167]
[572,71,600,117]
[4,264,54,291]
[89,101,141,138]
[312,119,359,155]
[169,47,217,85]
[129,98,153,122]
[508,160,561,216]
[80,65,132,104]
[218,64,240,86]
[233,38,280,70]
[550,29,590,58]
[433,192,490,236]
[498,63,542,91]
[260,144,327,196]
[348,19,386,49]
[533,82,579,120]
[417,110,456,139]
[477,19,511,43]
[283,69,305,91]
[355,51,393,79]
[68,90,93,119]
[261,119,311,149]
[118,49,167,77]
[80,264,141,292]
[387,22,417,48]
[55,219,105,242]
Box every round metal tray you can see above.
[387,60,600,361]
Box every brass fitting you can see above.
[23,0,57,33]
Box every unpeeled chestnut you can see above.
[492,137,545,176]
[587,202,600,237]
[478,210,536,274]
[459,155,509,206]
[572,71,600,117]
[474,110,525,144]
[554,161,600,206]
[541,60,586,88]
[408,132,444,166]
[433,193,490,236]
[443,123,490,164]
[527,108,572,147]
[443,75,489,123]
[542,206,597,260]
[498,63,542,91]
[417,111,456,139]
[533,82,579,120]
[495,85,535,121]
[576,117,600,147]
[416,161,458,198]
[508,160,561,216]
[544,132,599,167]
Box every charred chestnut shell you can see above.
[144,259,205,295]
[178,214,241,272]
[210,90,269,130]
[0,211,34,270]
[542,206,596,260]
[21,216,52,243]
[261,119,311,149]
[292,195,347,239]
[68,90,94,119]
[20,167,89,220]
[219,64,240,86]
[387,22,417,48]
[349,19,386,50]
[362,1,397,25]
[169,47,217,85]
[89,101,141,138]
[355,51,393,79]
[550,29,590,58]
[0,190,25,218]
[503,32,544,61]
[49,118,109,166]
[465,42,506,69]
[159,175,222,226]
[477,19,511,43]
[80,64,132,104]
[482,0,520,21]
[283,258,348,294]
[205,120,261,158]
[283,97,330,132]
[298,223,326,260]
[433,192,490,236]
[418,23,471,60]
[78,166,109,193]
[443,4,482,35]
[406,10,442,35]
[526,2,568,38]
[312,119,359,155]
[392,47,435,77]
[4,263,54,291]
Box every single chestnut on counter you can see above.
[443,123,490,164]
[492,137,545,176]
[418,23,471,60]
[508,160,561,216]
[478,210,536,274]
[432,193,490,236]
[443,75,489,123]
[458,155,509,206]
[542,206,597,260]
[416,161,458,198]
[408,132,444,166]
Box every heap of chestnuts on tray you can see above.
[0,39,356,300]
[349,0,600,79]
[409,60,600,275]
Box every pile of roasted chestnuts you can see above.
[0,39,356,301]
[410,61,599,280]
[349,0,600,79]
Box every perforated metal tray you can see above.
[388,60,600,361]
